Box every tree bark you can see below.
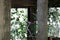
[0,0,6,40]
[0,0,11,40]
[36,0,48,40]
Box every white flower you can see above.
[47,22,49,24]
[24,33,27,37]
[15,24,20,28]
[58,16,60,19]
[49,18,52,22]
[11,25,15,30]
[10,8,16,13]
[49,8,56,12]
[53,22,55,25]
[13,14,18,18]
[17,8,28,15]
[19,17,24,22]
[18,29,21,32]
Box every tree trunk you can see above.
[37,0,48,40]
[0,0,11,40]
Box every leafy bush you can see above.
[10,8,28,40]
[48,7,60,37]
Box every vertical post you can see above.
[0,0,5,40]
[3,0,11,40]
[37,0,48,40]
[0,0,11,40]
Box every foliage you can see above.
[10,8,28,40]
[10,8,38,40]
[48,7,60,37]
